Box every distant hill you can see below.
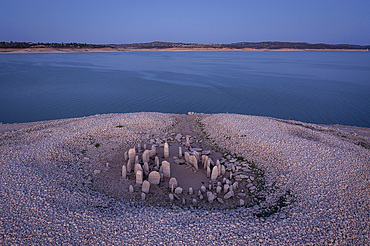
[112,41,370,50]
[1,41,369,50]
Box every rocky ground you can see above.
[0,112,368,245]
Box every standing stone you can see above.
[124,151,128,162]
[202,155,208,169]
[189,155,198,171]
[178,147,183,158]
[216,160,221,176]
[207,192,215,203]
[169,193,174,201]
[122,165,127,179]
[164,142,169,158]
[211,166,219,181]
[186,136,190,147]
[184,152,190,163]
[155,156,160,169]
[136,170,143,185]
[169,178,178,192]
[207,166,211,178]
[134,163,142,174]
[149,145,156,157]
[143,144,147,150]
[127,161,132,174]
[135,155,139,164]
[143,162,149,176]
[200,185,206,193]
[129,185,134,193]
[221,165,226,175]
[188,187,193,195]
[141,192,146,201]
[239,199,245,206]
[142,180,150,193]
[175,187,183,195]
[162,161,171,178]
[192,199,197,206]
[216,186,222,194]
[224,184,229,193]
[128,148,136,161]
[148,171,160,185]
[142,150,150,163]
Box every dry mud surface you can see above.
[0,112,369,245]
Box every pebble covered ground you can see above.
[0,112,368,245]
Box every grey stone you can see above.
[175,187,183,194]
[136,170,143,185]
[211,166,219,181]
[129,185,134,193]
[224,190,234,199]
[169,178,178,192]
[142,180,150,193]
[164,142,169,158]
[162,161,171,178]
[122,165,127,178]
[148,171,160,185]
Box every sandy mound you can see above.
[0,112,368,245]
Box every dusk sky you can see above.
[1,0,369,45]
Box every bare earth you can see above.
[0,112,368,245]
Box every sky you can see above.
[1,0,369,45]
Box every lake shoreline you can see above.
[1,47,368,54]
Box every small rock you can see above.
[129,185,134,193]
[141,192,146,201]
[224,190,234,199]
[93,169,101,175]
[239,199,245,206]
[217,198,224,204]
[169,193,174,201]
[192,199,197,206]
[200,185,206,193]
[189,187,193,195]
[201,150,211,155]
[175,187,183,194]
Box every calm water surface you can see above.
[0,51,369,127]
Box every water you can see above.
[0,51,369,127]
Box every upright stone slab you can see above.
[155,156,160,168]
[184,152,190,163]
[136,170,143,185]
[189,155,198,171]
[175,187,183,195]
[178,147,183,158]
[142,180,150,193]
[134,163,142,174]
[135,155,139,164]
[129,185,134,193]
[164,142,169,158]
[122,165,127,178]
[162,161,171,178]
[143,162,149,176]
[169,177,178,192]
[186,136,190,147]
[148,171,160,185]
[149,145,156,157]
[142,150,150,163]
[188,187,193,195]
[124,151,128,161]
[128,148,136,161]
[211,166,219,181]
[207,166,211,178]
[216,160,221,176]
[221,165,226,175]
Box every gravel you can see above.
[0,112,368,245]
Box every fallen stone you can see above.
[224,190,234,199]
[217,198,224,204]
[201,150,211,155]
[93,170,101,175]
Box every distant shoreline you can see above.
[1,47,368,54]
